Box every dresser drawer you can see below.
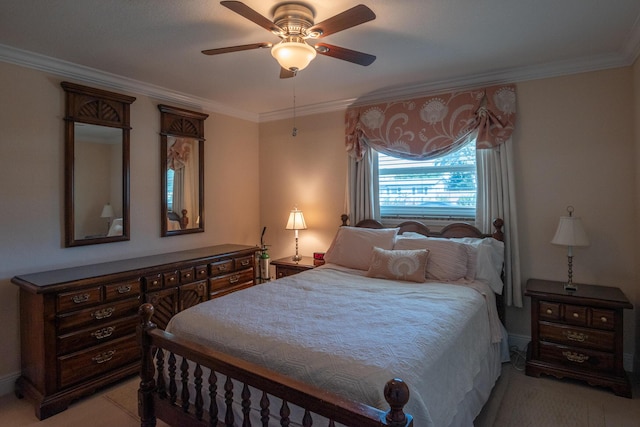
[57,314,138,355]
[234,255,254,271]
[209,269,254,296]
[180,267,196,284]
[539,341,614,373]
[194,264,209,281]
[57,287,102,312]
[143,274,163,291]
[210,259,234,276]
[538,321,614,352]
[105,280,140,301]
[57,334,139,389]
[163,271,179,287]
[57,297,140,333]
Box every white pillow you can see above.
[394,237,471,281]
[366,247,430,283]
[449,237,504,294]
[324,227,398,271]
[397,234,505,293]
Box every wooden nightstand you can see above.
[525,278,633,397]
[271,256,323,279]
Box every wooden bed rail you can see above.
[138,303,413,427]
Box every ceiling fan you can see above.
[202,1,376,78]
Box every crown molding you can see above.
[0,44,259,122]
[2,41,638,124]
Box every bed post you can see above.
[384,378,413,426]
[138,303,157,427]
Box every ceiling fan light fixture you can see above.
[271,38,317,72]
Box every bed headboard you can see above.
[342,215,506,324]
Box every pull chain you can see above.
[292,77,297,137]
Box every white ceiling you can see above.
[1,1,639,121]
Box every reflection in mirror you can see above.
[62,82,135,247]
[74,124,123,239]
[159,104,208,237]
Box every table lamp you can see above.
[551,206,589,291]
[286,207,307,262]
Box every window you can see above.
[377,139,477,219]
[166,169,174,212]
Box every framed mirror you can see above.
[62,82,136,247]
[159,105,208,237]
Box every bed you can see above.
[138,218,507,427]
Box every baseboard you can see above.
[507,333,635,373]
[0,371,20,397]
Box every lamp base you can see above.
[292,254,302,262]
[564,282,578,292]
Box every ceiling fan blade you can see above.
[279,68,296,79]
[314,43,376,66]
[307,4,376,38]
[202,42,272,55]
[221,1,284,35]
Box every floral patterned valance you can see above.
[167,137,192,170]
[345,84,517,160]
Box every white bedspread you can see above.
[166,264,500,426]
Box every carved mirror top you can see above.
[61,82,135,128]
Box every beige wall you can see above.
[258,68,639,368]
[2,59,639,395]
[0,61,260,389]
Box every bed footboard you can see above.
[138,303,413,427]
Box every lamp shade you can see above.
[285,209,307,230]
[271,38,317,72]
[551,216,589,247]
[100,203,114,218]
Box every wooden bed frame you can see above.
[137,217,505,427]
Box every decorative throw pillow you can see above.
[324,227,399,271]
[366,247,430,283]
[394,237,470,281]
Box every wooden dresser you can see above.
[525,278,633,397]
[12,244,257,420]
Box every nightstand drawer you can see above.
[539,341,614,373]
[210,259,234,275]
[539,321,614,351]
[539,301,561,320]
[563,304,588,326]
[591,308,615,330]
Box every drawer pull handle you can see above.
[545,309,553,315]
[91,326,115,340]
[218,265,227,271]
[72,294,90,304]
[117,285,132,294]
[572,312,579,318]
[168,277,176,282]
[92,307,115,319]
[185,273,191,278]
[600,316,608,323]
[92,350,116,364]
[564,330,587,342]
[241,259,250,266]
[229,275,240,284]
[199,270,206,275]
[562,351,589,363]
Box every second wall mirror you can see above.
[159,105,208,237]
